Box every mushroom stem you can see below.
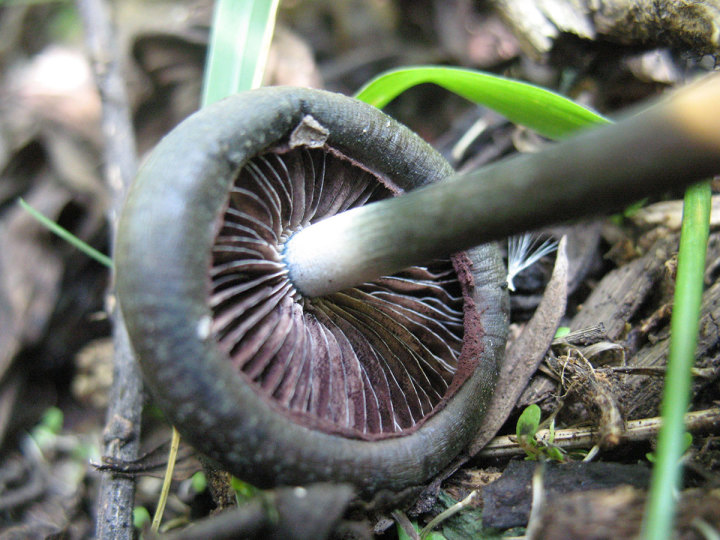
[284,73,720,298]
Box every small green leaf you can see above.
[622,198,648,218]
[397,520,447,540]
[516,404,542,460]
[546,445,566,463]
[231,476,257,500]
[191,471,207,493]
[40,406,64,434]
[517,404,541,440]
[554,326,571,339]
[355,66,609,140]
[133,506,152,530]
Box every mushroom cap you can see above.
[115,87,508,497]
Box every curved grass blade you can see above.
[354,66,609,139]
[151,426,181,532]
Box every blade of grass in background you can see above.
[356,67,712,538]
[201,0,279,106]
[642,181,711,540]
[354,66,610,139]
[18,198,112,268]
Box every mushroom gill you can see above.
[210,145,472,439]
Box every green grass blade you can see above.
[18,198,113,268]
[202,0,279,106]
[642,181,711,539]
[354,66,609,139]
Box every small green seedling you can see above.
[191,471,207,493]
[30,406,64,451]
[516,404,542,460]
[231,476,258,501]
[554,326,571,339]
[133,506,152,530]
[397,520,446,540]
[516,404,566,462]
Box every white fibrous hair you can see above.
[506,233,558,292]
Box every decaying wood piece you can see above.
[533,486,720,539]
[622,277,720,419]
[518,234,676,409]
[493,0,595,58]
[630,195,720,230]
[570,234,678,340]
[593,0,720,52]
[481,460,652,530]
[494,0,720,58]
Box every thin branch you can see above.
[478,407,720,458]
[76,0,142,538]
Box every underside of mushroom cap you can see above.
[116,86,509,496]
[212,144,483,440]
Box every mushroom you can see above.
[115,87,509,497]
[117,75,720,498]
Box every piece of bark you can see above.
[594,0,720,52]
[630,195,720,230]
[481,460,651,529]
[533,486,720,540]
[469,237,568,455]
[493,0,594,59]
[494,0,720,58]
[621,278,720,419]
[570,234,677,340]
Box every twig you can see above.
[75,0,142,538]
[478,407,720,458]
